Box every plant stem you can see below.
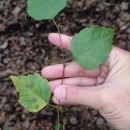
[48,104,60,130]
[45,0,65,84]
[48,103,57,108]
[45,2,65,130]
[55,105,60,130]
[52,18,65,84]
[52,18,65,130]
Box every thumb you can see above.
[54,85,103,110]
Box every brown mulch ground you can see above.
[0,0,130,130]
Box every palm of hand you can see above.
[97,47,130,129]
[42,34,130,130]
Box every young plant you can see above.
[10,0,115,129]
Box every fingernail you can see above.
[54,86,66,101]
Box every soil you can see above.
[0,0,130,130]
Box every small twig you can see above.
[52,18,66,130]
[52,19,65,84]
[45,1,66,130]
[46,0,65,85]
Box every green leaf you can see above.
[63,117,67,125]
[71,26,115,70]
[27,0,67,20]
[59,106,65,113]
[10,73,51,112]
[54,123,61,130]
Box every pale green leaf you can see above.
[10,73,51,112]
[27,0,67,20]
[71,26,115,69]
[54,123,61,130]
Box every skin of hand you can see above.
[42,33,130,130]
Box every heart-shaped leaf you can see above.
[71,26,115,70]
[27,0,67,20]
[10,73,51,112]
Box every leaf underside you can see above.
[10,73,51,112]
[71,26,115,70]
[27,0,67,20]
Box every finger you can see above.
[48,33,72,50]
[53,84,108,110]
[52,96,59,104]
[49,77,96,92]
[42,62,100,79]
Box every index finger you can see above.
[48,33,72,50]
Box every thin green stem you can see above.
[52,18,59,29]
[48,103,57,108]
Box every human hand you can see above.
[42,33,130,130]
